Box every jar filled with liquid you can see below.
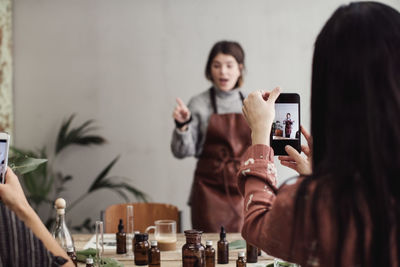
[134,233,149,266]
[246,242,258,263]
[149,240,161,267]
[205,240,215,267]
[182,230,205,267]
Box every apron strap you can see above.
[210,87,218,114]
[239,91,245,102]
[210,88,245,114]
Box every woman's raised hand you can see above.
[173,98,191,123]
[278,126,313,175]
[242,87,281,145]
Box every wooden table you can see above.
[74,233,274,266]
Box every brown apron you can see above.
[190,88,251,233]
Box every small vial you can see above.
[116,219,127,254]
[66,247,77,267]
[205,240,215,267]
[132,230,140,253]
[236,251,247,267]
[86,256,94,267]
[246,242,258,263]
[134,233,150,266]
[217,226,229,264]
[149,240,161,267]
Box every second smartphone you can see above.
[270,93,301,156]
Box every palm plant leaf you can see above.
[55,114,106,154]
[88,156,120,192]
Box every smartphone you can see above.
[270,93,301,156]
[0,132,10,184]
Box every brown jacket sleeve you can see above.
[238,144,308,264]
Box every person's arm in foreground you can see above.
[0,168,74,267]
[239,88,307,262]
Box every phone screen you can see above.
[271,94,301,155]
[0,137,9,184]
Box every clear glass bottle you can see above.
[149,240,161,267]
[51,198,75,252]
[217,226,229,264]
[205,240,215,267]
[246,242,258,263]
[182,230,205,267]
[236,251,246,267]
[134,233,150,266]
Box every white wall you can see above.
[13,0,400,231]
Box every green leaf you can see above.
[88,156,120,192]
[9,156,48,175]
[55,114,106,154]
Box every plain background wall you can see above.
[13,0,400,231]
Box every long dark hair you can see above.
[294,2,400,266]
[205,41,245,88]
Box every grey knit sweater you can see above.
[171,87,246,158]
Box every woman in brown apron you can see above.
[171,41,251,232]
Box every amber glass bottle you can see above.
[217,226,229,264]
[246,242,258,263]
[205,240,215,267]
[236,251,246,267]
[182,230,205,267]
[116,219,127,254]
[66,247,77,267]
[85,256,94,267]
[149,240,161,267]
[134,233,150,266]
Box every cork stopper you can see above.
[55,198,66,215]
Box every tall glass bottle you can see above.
[182,230,205,267]
[217,226,229,264]
[51,198,75,253]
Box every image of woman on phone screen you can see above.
[171,41,251,232]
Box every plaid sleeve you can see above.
[0,203,68,267]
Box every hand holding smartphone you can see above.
[270,93,301,155]
[0,132,10,184]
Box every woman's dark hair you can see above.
[293,2,400,266]
[205,41,245,88]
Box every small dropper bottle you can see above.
[116,219,127,254]
[217,226,229,264]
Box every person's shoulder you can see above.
[188,88,212,109]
